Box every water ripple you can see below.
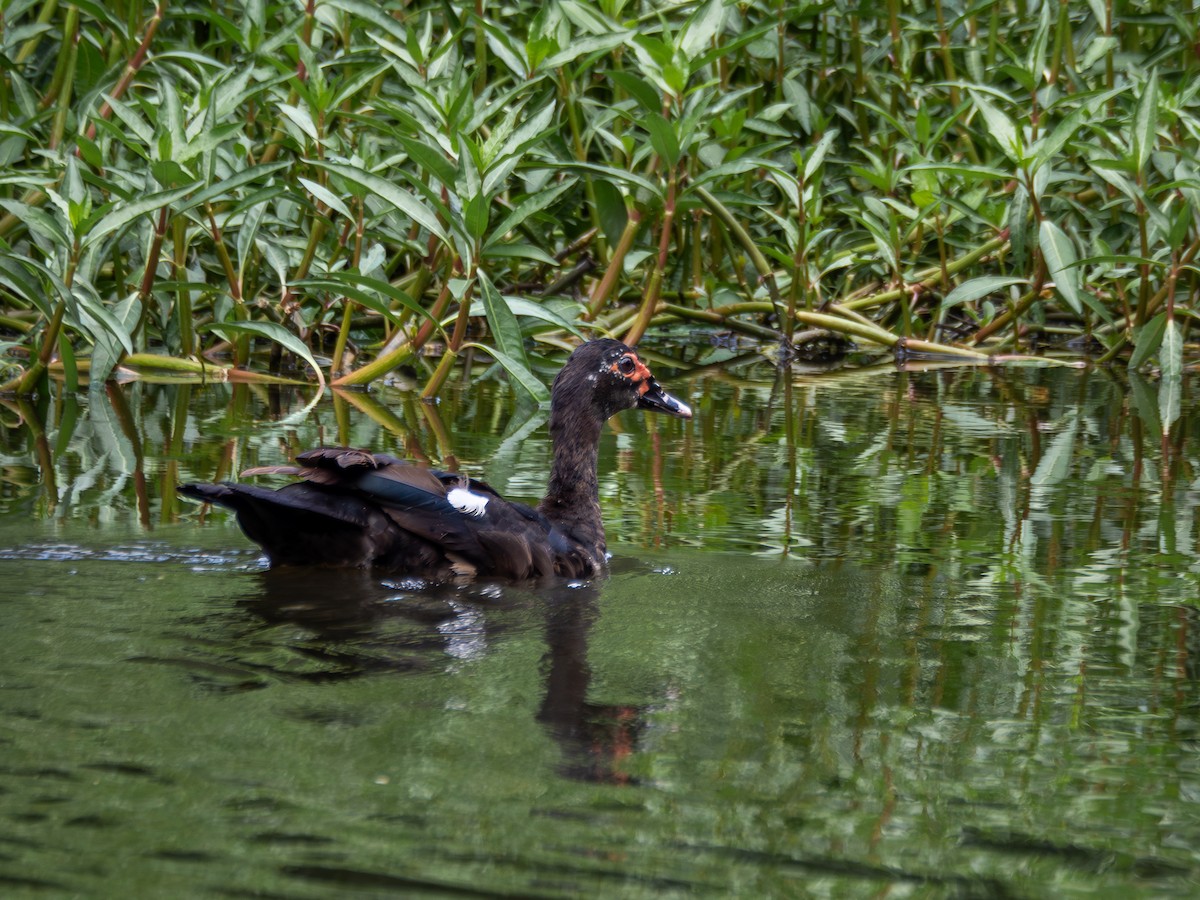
[0,541,258,567]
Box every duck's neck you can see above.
[539,413,605,553]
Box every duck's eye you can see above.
[617,355,637,376]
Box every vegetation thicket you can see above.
[0,1,1197,411]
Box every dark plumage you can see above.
[180,340,691,579]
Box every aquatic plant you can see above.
[0,0,1196,399]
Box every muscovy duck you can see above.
[180,339,691,579]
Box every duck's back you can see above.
[179,448,601,580]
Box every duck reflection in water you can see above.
[536,582,643,785]
[239,568,645,785]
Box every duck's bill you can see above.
[638,380,693,418]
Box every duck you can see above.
[180,339,691,579]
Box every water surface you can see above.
[1,354,1198,896]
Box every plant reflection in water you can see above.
[2,348,1200,895]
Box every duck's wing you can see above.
[178,476,441,571]
[313,454,591,577]
[252,448,501,572]
[184,448,589,579]
[428,471,599,579]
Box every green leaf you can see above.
[298,272,436,327]
[557,160,660,196]
[1133,71,1158,173]
[1032,104,1089,172]
[593,179,628,247]
[1073,254,1165,269]
[633,34,674,69]
[692,156,781,189]
[526,35,558,72]
[606,70,661,114]
[462,341,550,406]
[101,93,155,146]
[477,105,555,199]
[465,194,489,241]
[69,0,124,31]
[1008,183,1030,269]
[277,102,319,142]
[75,134,103,169]
[322,0,410,43]
[482,20,530,78]
[0,253,54,317]
[1033,88,1123,173]
[856,99,911,138]
[152,159,195,189]
[803,130,838,183]
[497,101,556,164]
[397,134,457,187]
[57,331,78,393]
[1080,35,1118,69]
[1038,220,1081,314]
[0,199,71,247]
[680,0,725,59]
[1161,317,1182,380]
[644,111,681,168]
[80,183,200,249]
[180,161,290,212]
[237,203,270,284]
[87,291,139,385]
[77,285,135,355]
[486,179,576,248]
[1128,311,1168,370]
[457,135,483,202]
[177,123,243,166]
[542,31,631,70]
[906,162,1009,180]
[203,320,326,389]
[1025,2,1051,85]
[299,177,354,220]
[969,89,1021,163]
[692,20,774,72]
[501,298,584,337]
[469,295,584,337]
[313,159,447,242]
[477,270,529,390]
[482,242,559,266]
[942,276,1028,309]
[1168,201,1191,251]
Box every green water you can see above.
[1,357,1198,897]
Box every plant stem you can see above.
[82,2,164,145]
[625,170,675,345]
[330,198,365,377]
[586,208,641,320]
[695,184,783,313]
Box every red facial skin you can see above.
[610,354,654,394]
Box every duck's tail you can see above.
[179,481,385,568]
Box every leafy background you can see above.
[0,0,1197,403]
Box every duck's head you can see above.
[549,339,692,430]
